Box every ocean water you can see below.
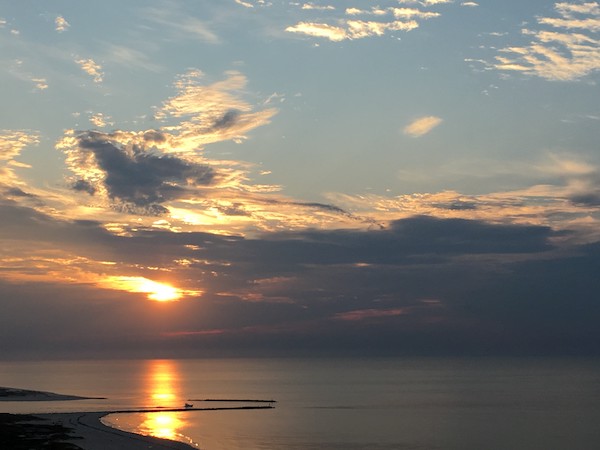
[1,357,600,449]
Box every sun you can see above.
[102,276,184,302]
[146,281,180,302]
[134,278,181,302]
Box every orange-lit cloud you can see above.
[101,276,201,302]
[403,116,443,137]
[284,1,454,41]
[0,130,38,187]
[76,58,103,83]
[286,19,419,41]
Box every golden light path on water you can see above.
[142,360,187,441]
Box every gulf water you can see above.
[1,357,600,449]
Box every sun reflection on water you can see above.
[142,411,186,441]
[141,360,187,442]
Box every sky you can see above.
[0,0,599,359]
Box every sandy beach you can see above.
[0,411,196,449]
[40,412,196,450]
[1,387,274,449]
[1,386,196,449]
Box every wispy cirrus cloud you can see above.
[0,130,38,189]
[492,1,600,81]
[286,2,447,41]
[143,6,219,43]
[153,69,278,153]
[403,115,443,137]
[104,44,163,73]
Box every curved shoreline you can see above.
[19,406,273,449]
[41,406,271,449]
[2,387,274,449]
[40,411,197,450]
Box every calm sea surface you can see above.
[1,357,600,449]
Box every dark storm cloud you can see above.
[75,131,215,208]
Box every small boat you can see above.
[184,403,193,408]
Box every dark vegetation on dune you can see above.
[0,413,83,450]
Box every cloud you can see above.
[1,186,600,357]
[302,3,335,10]
[31,77,48,90]
[66,130,216,213]
[5,60,50,91]
[235,0,255,7]
[285,2,451,41]
[89,113,113,128]
[0,130,39,187]
[50,69,359,232]
[492,2,600,80]
[104,44,163,73]
[154,69,278,152]
[334,308,406,321]
[55,16,70,32]
[324,153,600,244]
[286,19,419,41]
[403,115,443,137]
[461,2,479,6]
[555,2,600,17]
[399,0,453,5]
[390,8,440,19]
[143,7,219,44]
[76,58,103,83]
[286,22,347,41]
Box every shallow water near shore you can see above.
[1,357,600,449]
